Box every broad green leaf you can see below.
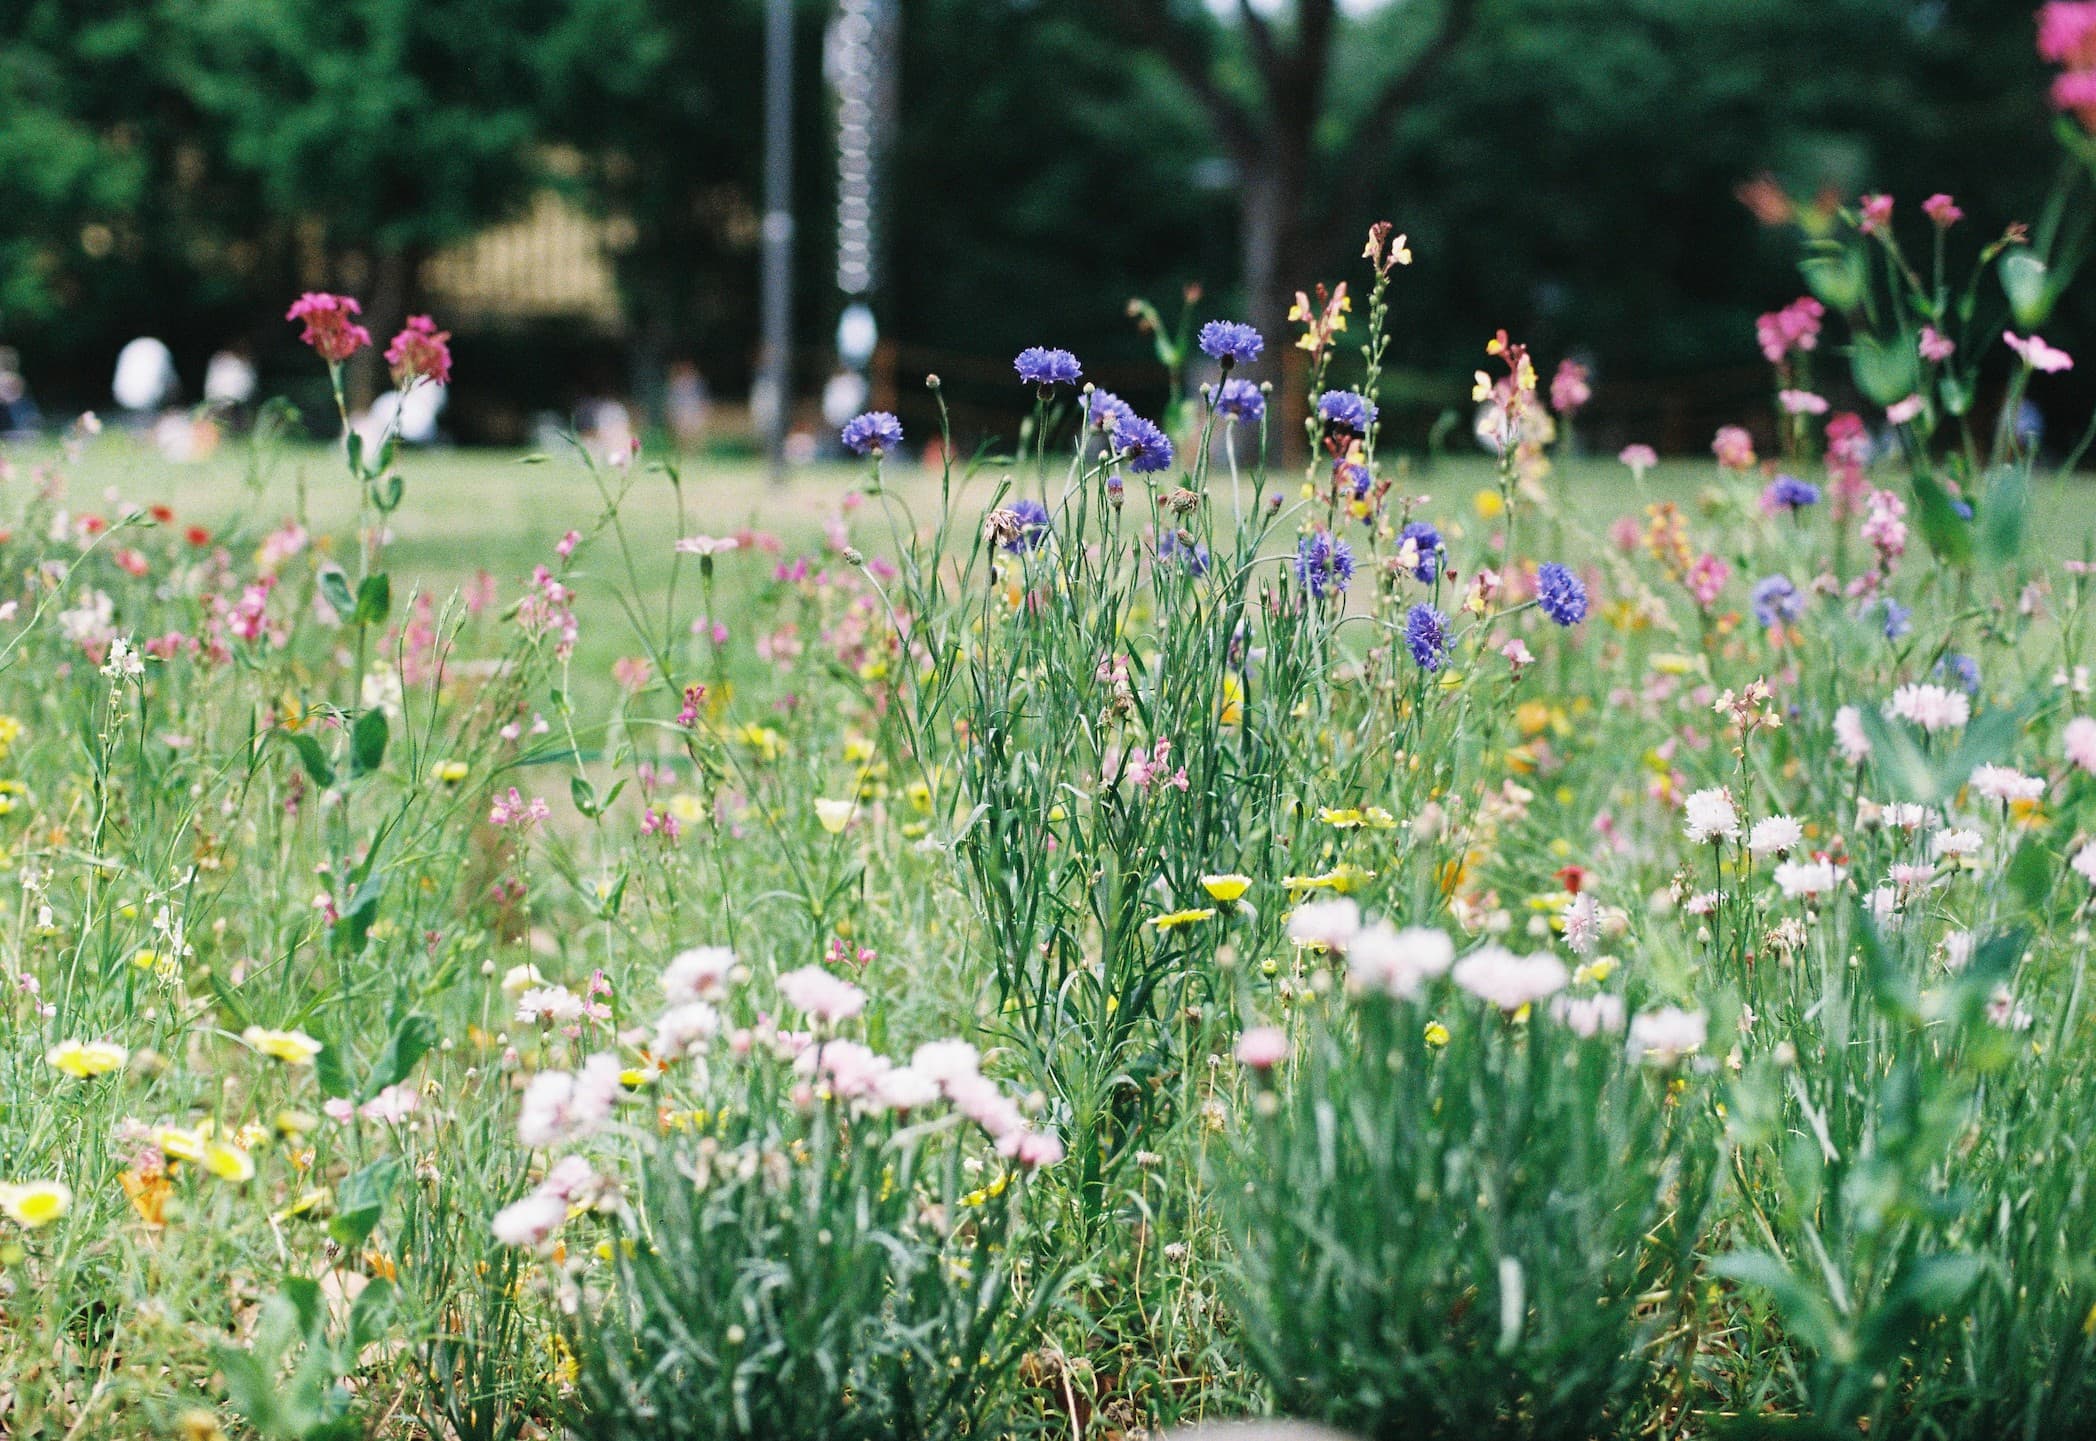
[2002,251,2053,328]
[284,731,335,788]
[353,572,391,628]
[350,707,387,778]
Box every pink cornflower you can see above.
[2065,715,2096,772]
[1712,425,1756,471]
[1778,389,1829,416]
[1618,443,1657,479]
[285,293,371,364]
[612,656,653,693]
[1921,193,1964,228]
[777,964,867,1024]
[2006,331,2075,373]
[1918,327,1955,363]
[384,315,452,388]
[1859,193,1894,236]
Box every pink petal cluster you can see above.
[1754,297,1825,365]
[285,293,371,364]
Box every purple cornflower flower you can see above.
[840,410,903,457]
[1214,377,1265,423]
[1405,603,1449,671]
[1535,562,1588,626]
[1763,474,1821,511]
[1293,531,1355,599]
[1083,388,1136,432]
[1157,529,1209,576]
[1111,414,1175,474]
[1750,574,1804,629]
[1198,320,1264,367]
[1004,499,1052,552]
[1014,347,1082,387]
[1315,389,1378,434]
[1399,520,1442,583]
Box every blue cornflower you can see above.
[1937,652,1981,693]
[1293,531,1355,599]
[1750,574,1804,629]
[1337,461,1373,500]
[1214,377,1266,423]
[1405,603,1449,672]
[839,410,903,457]
[1014,347,1082,387]
[1111,413,1175,474]
[1083,388,1136,432]
[1950,499,1974,521]
[1198,320,1264,367]
[1399,520,1443,583]
[1004,498,1052,552]
[1536,562,1589,626]
[1316,389,1378,434]
[1765,474,1821,511]
[1878,598,1912,640]
[1157,529,1209,577]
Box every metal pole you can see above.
[759,0,795,484]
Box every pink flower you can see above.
[285,293,371,364]
[1859,193,1894,236]
[2039,3,2096,67]
[1686,552,1730,608]
[384,315,452,388]
[1754,297,1825,365]
[1235,1025,1289,1070]
[1921,193,1963,228]
[1778,389,1829,416]
[1003,1128,1066,1169]
[1712,425,1757,472]
[1886,395,1925,426]
[1918,327,1955,363]
[489,788,551,829]
[1618,443,1657,479]
[1549,359,1592,416]
[2006,331,2075,373]
[2054,67,2096,128]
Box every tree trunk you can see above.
[1240,142,1308,462]
[349,245,417,414]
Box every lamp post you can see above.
[757,0,795,484]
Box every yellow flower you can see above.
[47,1039,127,1079]
[1150,908,1215,931]
[1574,956,1618,985]
[667,792,706,824]
[1201,873,1252,903]
[1282,863,1375,895]
[242,1026,324,1066]
[155,1126,205,1164]
[0,715,23,759]
[905,780,933,812]
[1423,1022,1451,1049]
[1,1180,70,1229]
[842,735,876,763]
[431,760,470,785]
[1219,674,1245,727]
[200,1142,255,1183]
[1473,488,1506,520]
[1318,807,1364,828]
[813,798,857,834]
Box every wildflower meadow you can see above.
[12,16,2096,1441]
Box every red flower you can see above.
[148,504,175,524]
[285,293,372,364]
[384,315,452,388]
[184,525,212,547]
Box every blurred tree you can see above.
[1117,0,1483,372]
[165,0,656,403]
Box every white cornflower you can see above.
[1683,787,1741,844]
[1747,815,1804,856]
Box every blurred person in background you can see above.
[665,360,711,451]
[112,336,178,420]
[0,349,40,438]
[204,346,258,428]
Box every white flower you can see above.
[1833,705,1872,764]
[1864,885,1901,924]
[100,637,144,680]
[1941,931,1976,971]
[1747,815,1804,856]
[1560,893,1602,956]
[2065,716,2096,773]
[1773,858,1839,899]
[1969,764,2044,803]
[947,1071,1025,1140]
[1451,947,1569,1011]
[1885,683,1970,733]
[1287,897,1362,951]
[777,965,867,1024]
[911,1039,982,1089]
[2074,842,2096,888]
[1347,924,1454,999]
[515,986,585,1025]
[662,946,737,1005]
[500,963,546,996]
[1626,1006,1707,1064]
[491,1190,566,1248]
[1931,828,1983,859]
[872,1065,941,1113]
[1683,787,1741,844]
[516,1053,623,1148]
[652,1001,720,1059]
[1549,992,1626,1038]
